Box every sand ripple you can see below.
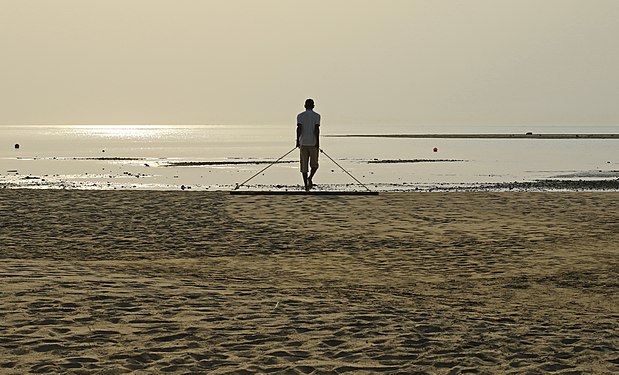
[0,191,618,373]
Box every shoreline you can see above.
[327,133,619,139]
[2,178,619,192]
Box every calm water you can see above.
[1,124,617,190]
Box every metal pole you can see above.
[319,148,372,191]
[234,147,297,190]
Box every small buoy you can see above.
[433,147,438,152]
[14,144,20,149]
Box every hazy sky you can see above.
[2,0,618,126]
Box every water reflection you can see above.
[67,125,185,139]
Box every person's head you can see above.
[304,98,315,110]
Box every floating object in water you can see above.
[433,147,438,152]
[14,144,20,149]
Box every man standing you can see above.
[296,98,321,191]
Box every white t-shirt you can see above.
[297,110,321,146]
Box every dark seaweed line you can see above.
[368,159,466,164]
[327,134,619,139]
[167,160,295,167]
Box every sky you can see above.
[1,0,619,126]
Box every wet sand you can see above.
[328,133,619,139]
[0,190,618,374]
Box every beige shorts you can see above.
[299,146,319,173]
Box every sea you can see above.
[1,124,617,191]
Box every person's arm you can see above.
[296,124,302,148]
[314,124,320,149]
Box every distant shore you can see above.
[327,133,619,139]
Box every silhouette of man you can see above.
[296,98,320,191]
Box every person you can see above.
[296,98,321,191]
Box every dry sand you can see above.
[0,190,618,374]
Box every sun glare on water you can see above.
[70,125,181,139]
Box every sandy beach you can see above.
[0,190,618,374]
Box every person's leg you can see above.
[300,147,310,190]
[307,172,315,190]
[307,147,319,189]
[308,168,317,184]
